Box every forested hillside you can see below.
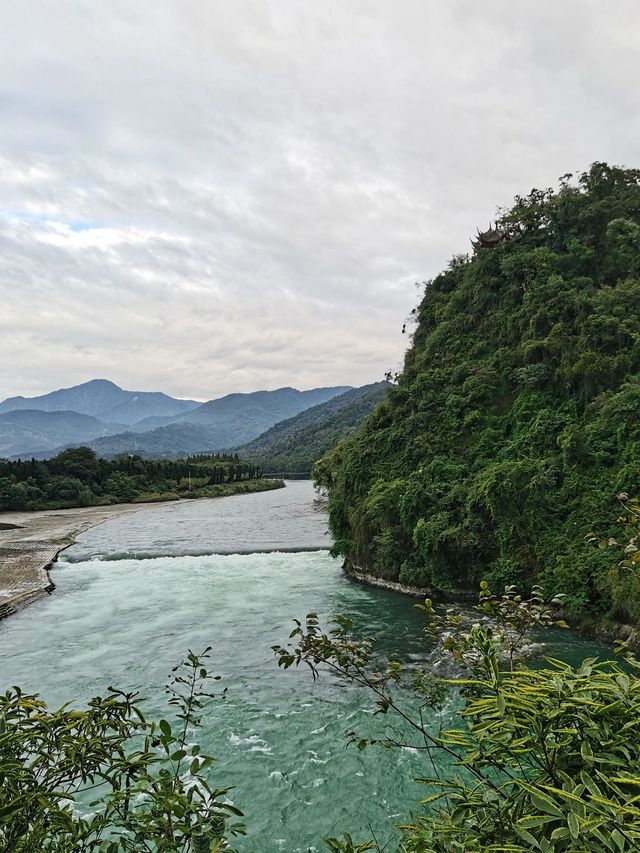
[315,164,640,625]
[234,382,388,473]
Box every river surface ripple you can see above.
[0,481,608,851]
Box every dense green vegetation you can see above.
[0,447,280,511]
[274,499,640,850]
[235,383,388,474]
[1,649,246,851]
[315,163,640,627]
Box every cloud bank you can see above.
[1,1,639,399]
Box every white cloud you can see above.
[1,0,639,399]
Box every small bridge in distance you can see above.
[262,472,310,480]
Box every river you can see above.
[0,481,608,850]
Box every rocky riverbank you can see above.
[0,480,287,619]
[0,502,166,619]
[344,561,640,650]
[344,561,477,603]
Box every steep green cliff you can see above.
[316,163,640,623]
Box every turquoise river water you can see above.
[0,481,609,851]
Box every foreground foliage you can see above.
[0,650,244,852]
[315,163,640,625]
[276,579,640,850]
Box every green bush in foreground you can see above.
[276,568,640,849]
[0,650,244,852]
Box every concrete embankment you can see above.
[0,502,169,619]
[347,565,432,598]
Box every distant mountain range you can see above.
[0,409,126,458]
[233,382,389,473]
[78,386,352,458]
[0,380,355,459]
[0,379,199,425]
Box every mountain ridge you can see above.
[0,409,126,458]
[234,382,389,473]
[0,379,200,425]
[79,385,351,458]
[3,383,354,459]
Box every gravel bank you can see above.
[0,502,174,619]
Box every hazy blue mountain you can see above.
[233,382,389,473]
[58,386,352,458]
[126,414,186,432]
[0,379,199,425]
[183,386,351,427]
[0,410,124,458]
[59,422,214,460]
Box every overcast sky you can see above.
[1,1,639,401]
